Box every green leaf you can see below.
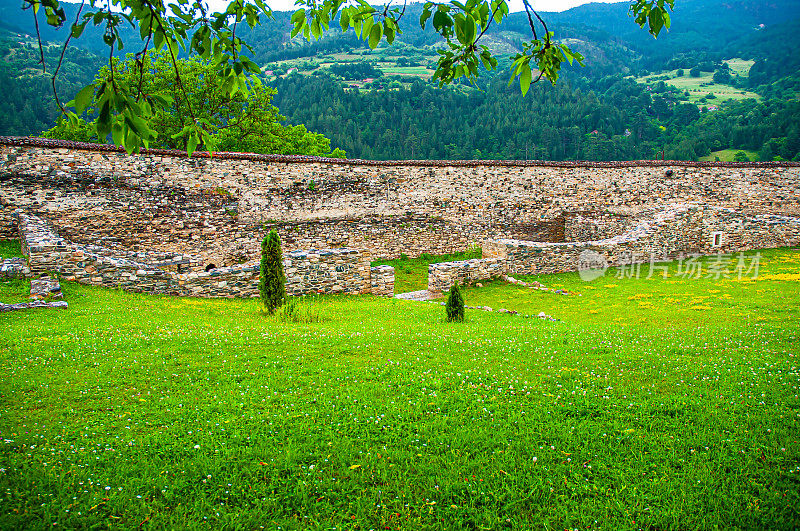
[170,125,192,140]
[111,122,124,147]
[480,51,492,70]
[201,130,217,156]
[661,9,671,30]
[361,15,373,39]
[70,20,87,38]
[519,63,532,96]
[420,6,432,28]
[453,13,466,43]
[648,8,663,36]
[310,17,321,39]
[432,10,451,33]
[290,21,303,39]
[241,56,260,73]
[73,84,95,115]
[463,15,476,44]
[123,128,141,154]
[123,113,147,138]
[368,22,382,49]
[291,9,306,23]
[187,133,199,157]
[384,20,396,44]
[153,29,164,50]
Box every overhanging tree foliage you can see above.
[41,51,344,157]
[24,0,675,154]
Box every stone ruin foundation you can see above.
[1,136,798,298]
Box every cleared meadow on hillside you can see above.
[633,59,760,105]
[699,149,760,162]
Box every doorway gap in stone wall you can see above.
[372,247,483,297]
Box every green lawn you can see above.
[267,52,437,83]
[0,239,22,259]
[0,240,28,303]
[459,248,800,328]
[372,248,482,294]
[699,149,760,162]
[377,65,432,77]
[0,278,30,304]
[633,68,760,105]
[723,58,755,77]
[1,245,799,529]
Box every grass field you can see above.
[377,65,432,78]
[0,239,21,259]
[633,63,760,106]
[723,58,755,77]
[460,248,800,327]
[266,49,437,85]
[372,248,483,294]
[1,242,799,529]
[699,149,760,162]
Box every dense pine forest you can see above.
[0,41,103,137]
[0,0,798,161]
[270,74,800,161]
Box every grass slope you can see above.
[633,61,760,106]
[1,246,799,529]
[699,149,760,162]
[0,239,22,259]
[265,47,438,88]
[371,248,482,294]
[0,240,28,303]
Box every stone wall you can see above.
[18,213,392,298]
[563,211,632,242]
[0,257,29,279]
[483,204,800,278]
[2,137,798,298]
[2,137,798,269]
[370,265,395,297]
[427,258,505,294]
[421,204,799,293]
[0,196,18,240]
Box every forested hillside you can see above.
[271,73,800,161]
[0,0,798,160]
[0,40,102,136]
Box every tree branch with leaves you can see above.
[42,51,345,157]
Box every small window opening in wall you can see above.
[712,232,723,247]
[205,264,217,272]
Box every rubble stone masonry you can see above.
[1,137,798,298]
[18,213,381,298]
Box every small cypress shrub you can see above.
[445,283,465,322]
[259,229,285,313]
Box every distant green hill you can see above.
[1,0,798,161]
[3,0,799,75]
[0,38,102,136]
